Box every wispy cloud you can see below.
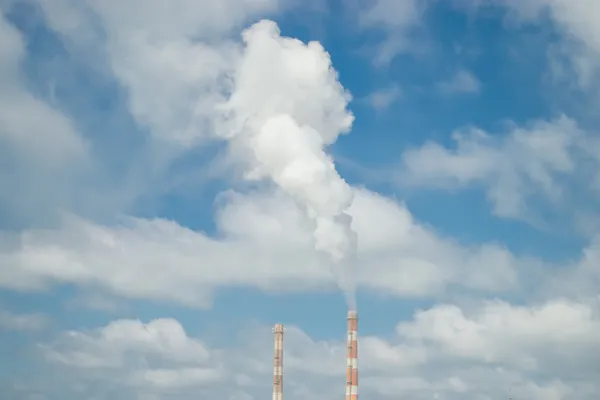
[0,309,49,332]
[356,0,425,65]
[364,85,402,111]
[437,69,481,94]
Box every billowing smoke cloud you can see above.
[218,20,358,308]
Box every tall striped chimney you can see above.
[272,324,285,400]
[346,310,358,400]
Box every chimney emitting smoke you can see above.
[346,310,358,400]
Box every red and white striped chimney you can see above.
[273,324,285,400]
[346,310,358,400]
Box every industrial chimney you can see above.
[272,324,285,400]
[346,310,358,400]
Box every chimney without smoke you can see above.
[272,324,285,400]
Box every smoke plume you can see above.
[218,20,357,307]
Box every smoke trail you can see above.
[218,20,357,307]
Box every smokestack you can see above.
[273,324,285,400]
[346,310,358,400]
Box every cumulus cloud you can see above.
[38,318,224,398]
[28,298,600,399]
[397,299,600,370]
[397,115,600,223]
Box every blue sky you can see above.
[1,0,600,399]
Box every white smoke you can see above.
[218,20,358,307]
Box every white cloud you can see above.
[482,0,600,93]
[0,10,91,226]
[0,14,87,164]
[0,187,521,307]
[36,0,281,147]
[44,318,213,367]
[398,115,594,221]
[540,235,600,301]
[397,299,600,370]
[31,297,600,399]
[503,0,600,55]
[359,0,421,30]
[357,0,424,65]
[39,318,224,397]
[437,69,481,94]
